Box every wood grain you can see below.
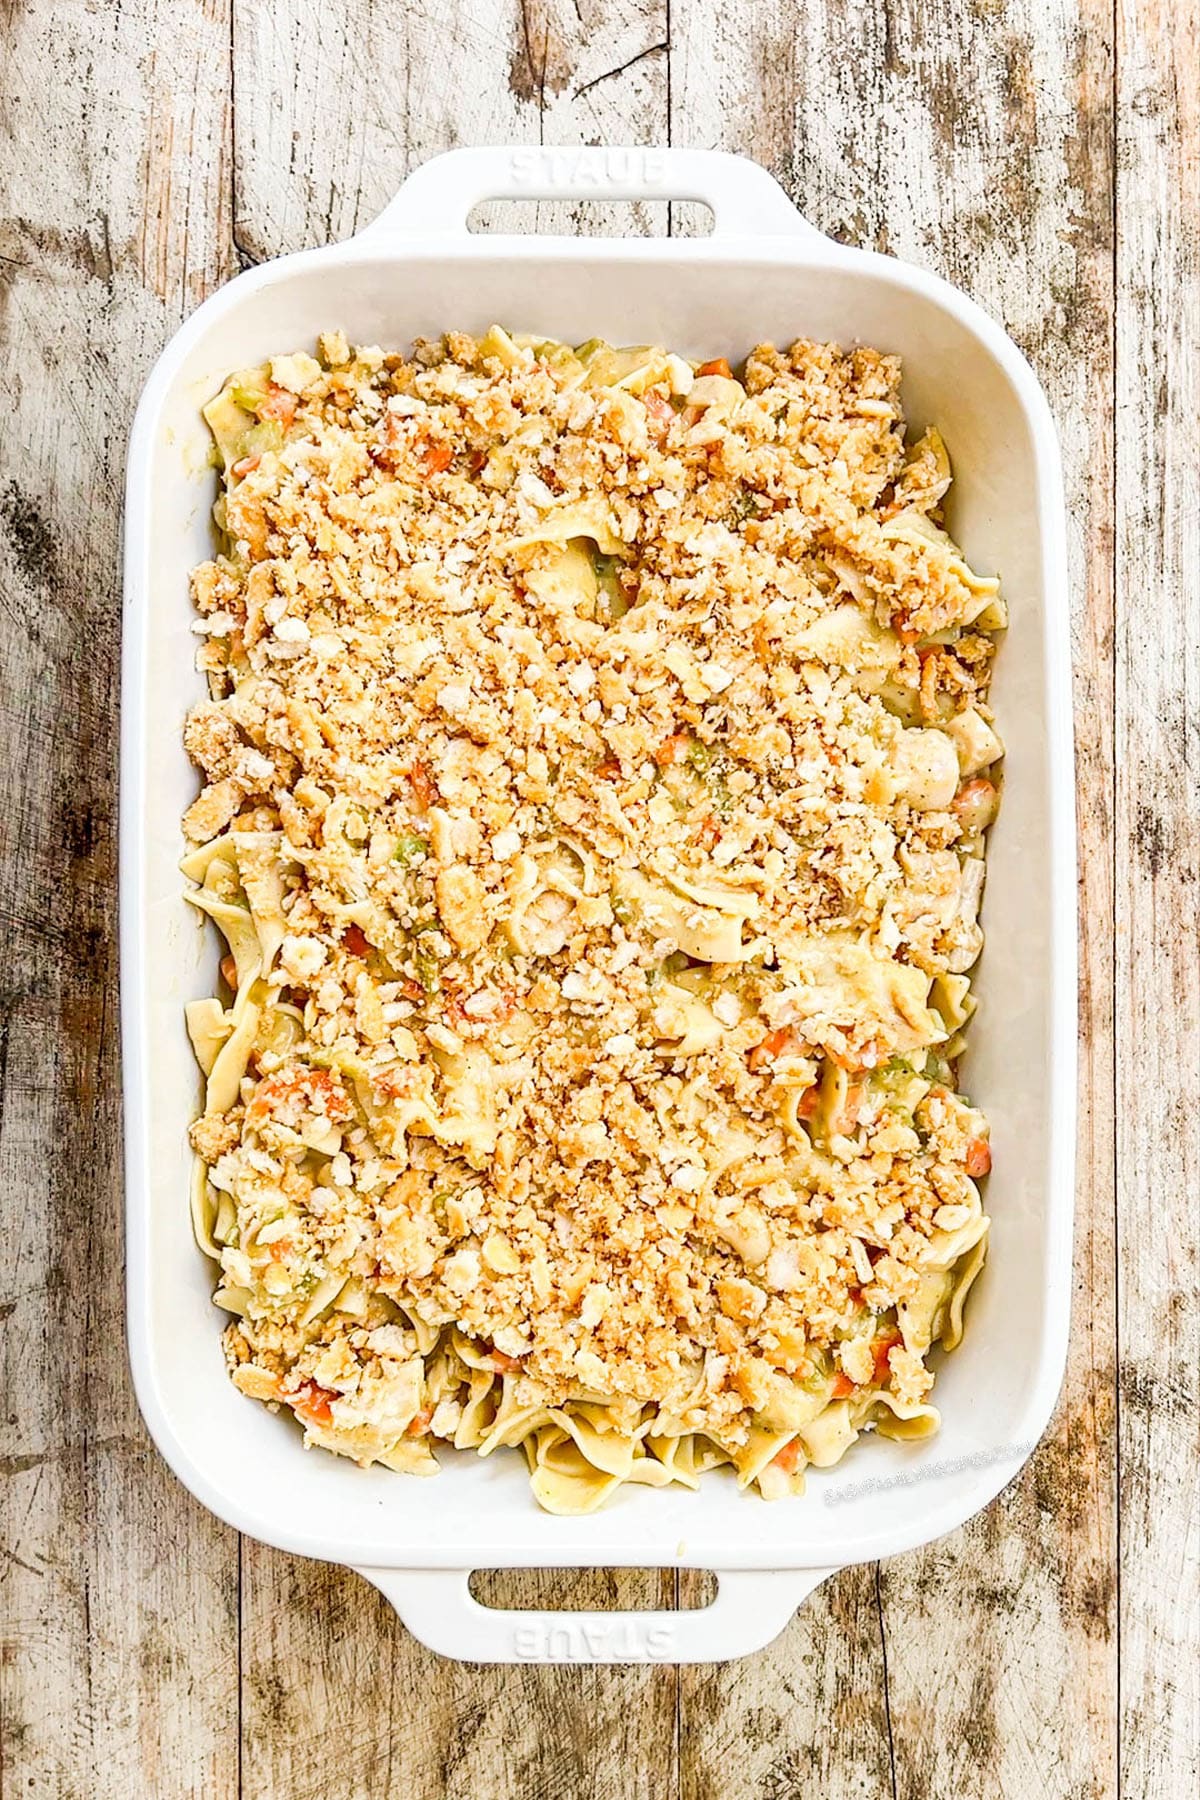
[2,0,1194,1792]
[0,2,242,1797]
[1115,0,1200,1790]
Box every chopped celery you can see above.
[393,833,430,867]
[709,770,734,816]
[575,340,660,389]
[414,937,442,994]
[230,381,269,415]
[590,548,629,624]
[686,738,713,774]
[531,339,583,376]
[237,419,283,461]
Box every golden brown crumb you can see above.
[182,329,1001,1501]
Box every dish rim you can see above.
[121,152,1077,1578]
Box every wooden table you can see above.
[1,0,1195,1793]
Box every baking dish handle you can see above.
[357,146,824,243]
[352,1565,839,1664]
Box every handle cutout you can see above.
[355,1564,839,1662]
[469,1567,717,1611]
[466,198,715,238]
[357,148,821,245]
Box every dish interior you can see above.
[127,243,1066,1567]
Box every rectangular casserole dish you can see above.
[122,146,1076,1664]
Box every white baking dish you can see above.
[122,146,1075,1664]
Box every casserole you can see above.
[122,145,1075,1664]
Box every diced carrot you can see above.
[258,383,298,426]
[644,391,675,437]
[696,357,733,379]
[748,1026,800,1072]
[446,987,515,1031]
[291,1382,335,1427]
[595,757,622,781]
[342,923,370,958]
[696,814,721,849]
[421,440,453,476]
[838,1081,865,1134]
[796,1084,820,1119]
[872,1331,903,1383]
[771,1438,803,1474]
[831,1373,856,1399]
[247,1064,352,1125]
[220,953,238,989]
[406,1405,434,1437]
[231,453,261,479]
[267,1238,293,1263]
[489,1350,523,1374]
[407,759,439,810]
[965,1137,992,1177]
[654,732,691,768]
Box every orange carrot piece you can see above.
[654,732,691,768]
[407,759,439,810]
[292,1382,335,1427]
[748,1027,800,1072]
[421,440,453,475]
[258,383,298,426]
[872,1331,903,1383]
[966,1137,992,1177]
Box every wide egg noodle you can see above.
[181,330,1001,1513]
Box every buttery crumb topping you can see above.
[182,327,1001,1512]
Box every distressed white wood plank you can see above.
[671,0,1118,1794]
[679,1570,894,1800]
[0,1,1147,1791]
[241,1552,677,1800]
[1115,0,1200,1789]
[0,2,240,1796]
[232,0,670,258]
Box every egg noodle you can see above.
[182,327,1002,1513]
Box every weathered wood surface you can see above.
[0,0,1191,1793]
[1114,0,1200,1792]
